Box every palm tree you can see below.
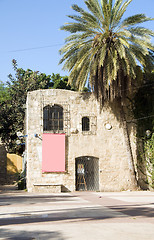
[59,0,154,189]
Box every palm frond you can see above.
[85,0,103,23]
[66,15,87,25]
[71,4,85,14]
[112,0,133,28]
[122,14,153,27]
[60,22,94,33]
[128,27,154,38]
[110,0,124,27]
[59,0,154,101]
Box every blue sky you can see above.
[0,0,153,83]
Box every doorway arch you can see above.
[75,156,99,191]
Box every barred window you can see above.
[82,117,90,131]
[43,105,63,131]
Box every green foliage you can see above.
[144,133,154,188]
[0,82,11,143]
[51,73,90,92]
[133,69,154,189]
[60,0,154,102]
[17,170,26,190]
[0,81,11,104]
[51,73,73,90]
[0,60,52,152]
[0,82,12,147]
[133,73,154,138]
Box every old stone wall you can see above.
[26,89,137,192]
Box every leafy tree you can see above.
[60,0,154,189]
[0,60,53,153]
[0,81,10,104]
[1,60,85,153]
[51,73,73,90]
[133,68,154,189]
[51,73,90,92]
[133,74,154,138]
[0,82,12,146]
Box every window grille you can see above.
[43,104,63,132]
[82,117,90,131]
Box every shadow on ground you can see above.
[108,204,154,218]
[0,206,114,226]
[0,194,77,206]
[0,229,65,240]
[0,203,154,226]
[0,191,154,227]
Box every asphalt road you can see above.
[0,186,154,240]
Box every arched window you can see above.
[43,104,63,131]
[82,117,90,131]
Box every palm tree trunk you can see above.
[120,102,138,190]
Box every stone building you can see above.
[26,89,137,193]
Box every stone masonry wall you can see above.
[26,89,137,192]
